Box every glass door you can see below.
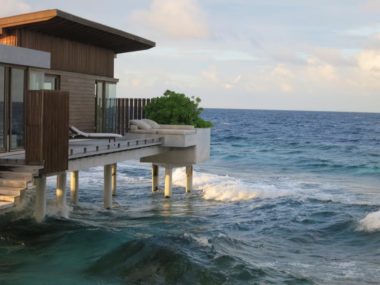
[10,67,25,149]
[0,66,5,151]
[0,66,25,152]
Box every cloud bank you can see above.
[130,0,209,39]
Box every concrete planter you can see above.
[141,128,211,166]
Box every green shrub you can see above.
[144,90,212,128]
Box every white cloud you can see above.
[357,50,380,73]
[0,0,30,17]
[271,64,293,78]
[130,0,208,39]
[362,0,380,13]
[306,57,337,81]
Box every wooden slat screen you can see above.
[98,97,152,135]
[25,90,69,174]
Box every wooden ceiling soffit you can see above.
[0,9,155,53]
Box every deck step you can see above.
[0,159,27,165]
[0,201,14,210]
[0,171,33,180]
[0,178,30,188]
[0,187,25,196]
[0,194,19,203]
[0,165,41,175]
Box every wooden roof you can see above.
[0,9,155,53]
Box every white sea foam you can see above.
[172,168,287,202]
[46,200,72,219]
[357,210,380,232]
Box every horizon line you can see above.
[203,107,380,115]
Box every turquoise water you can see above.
[1,109,380,284]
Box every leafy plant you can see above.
[144,90,213,128]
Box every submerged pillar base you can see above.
[186,165,193,193]
[164,167,173,198]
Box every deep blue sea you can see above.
[1,109,380,285]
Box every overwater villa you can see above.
[0,9,210,221]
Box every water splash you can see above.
[357,210,380,232]
[172,169,286,202]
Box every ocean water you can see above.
[1,109,380,285]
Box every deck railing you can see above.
[25,90,69,174]
[96,98,152,135]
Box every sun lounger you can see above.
[129,119,196,135]
[70,126,123,139]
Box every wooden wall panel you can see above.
[58,71,96,132]
[25,90,69,174]
[0,34,17,45]
[42,91,69,174]
[19,29,114,77]
[25,91,43,165]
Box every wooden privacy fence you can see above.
[97,98,152,135]
[25,90,69,174]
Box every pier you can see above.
[0,91,210,221]
[0,10,210,220]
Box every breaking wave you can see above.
[357,210,380,232]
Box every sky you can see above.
[1,0,380,112]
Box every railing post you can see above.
[142,98,146,119]
[126,99,129,133]
[134,98,138,119]
[129,98,134,121]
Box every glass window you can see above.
[29,70,44,90]
[0,66,4,150]
[44,74,59,90]
[105,82,116,99]
[10,68,25,149]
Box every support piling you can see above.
[186,165,193,193]
[104,164,112,209]
[34,176,47,222]
[56,172,67,209]
[152,164,159,192]
[70,171,79,204]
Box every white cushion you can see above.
[130,120,152,130]
[143,119,161,129]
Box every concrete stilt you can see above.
[34,176,47,222]
[104,164,112,209]
[164,167,173,198]
[152,164,159,192]
[56,172,67,209]
[111,163,117,196]
[186,165,193,193]
[70,171,79,204]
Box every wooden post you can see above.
[56,172,67,209]
[164,167,173,198]
[104,164,112,209]
[186,165,193,193]
[34,176,47,222]
[152,164,159,192]
[142,98,146,118]
[134,98,138,119]
[70,171,79,204]
[112,163,117,196]
[125,99,129,133]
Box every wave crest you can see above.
[173,169,284,202]
[357,210,380,232]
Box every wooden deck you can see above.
[69,135,162,159]
[0,134,163,165]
